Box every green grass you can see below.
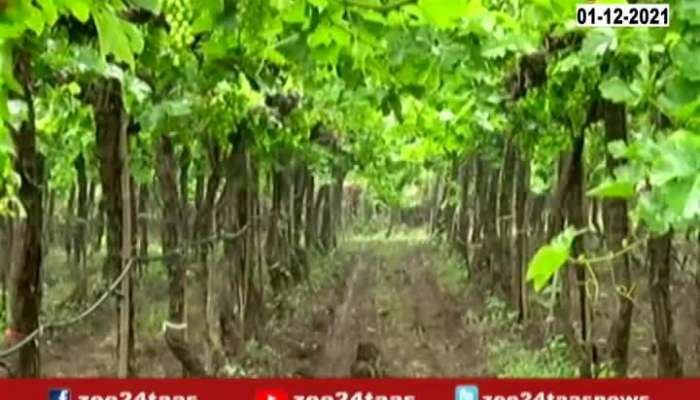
[222,338,282,377]
[488,334,578,377]
[348,227,428,243]
[435,251,469,297]
[221,247,351,377]
[0,306,6,336]
[480,296,578,378]
[426,243,579,378]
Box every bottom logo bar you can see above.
[0,379,684,400]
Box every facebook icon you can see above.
[455,385,479,400]
[49,388,71,400]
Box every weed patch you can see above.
[480,296,578,377]
[436,252,469,297]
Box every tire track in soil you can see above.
[379,243,484,377]
[311,240,484,378]
[313,247,374,377]
[406,249,482,376]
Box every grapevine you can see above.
[162,0,194,65]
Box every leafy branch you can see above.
[527,227,644,293]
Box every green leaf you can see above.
[124,75,151,112]
[662,177,695,219]
[328,25,351,48]
[608,140,628,159]
[658,76,700,122]
[418,0,469,28]
[581,29,617,58]
[599,77,639,105]
[677,0,700,26]
[164,98,193,117]
[192,11,214,33]
[650,149,695,186]
[526,227,576,292]
[637,193,670,234]
[282,0,307,23]
[93,9,136,69]
[587,180,636,199]
[59,0,92,23]
[129,0,160,13]
[308,22,334,48]
[0,44,23,95]
[308,0,328,8]
[672,41,700,82]
[122,21,145,55]
[37,0,59,25]
[683,175,700,219]
[66,82,81,95]
[0,115,13,156]
[0,88,8,121]
[73,45,108,75]
[24,2,46,34]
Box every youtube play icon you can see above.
[255,389,289,400]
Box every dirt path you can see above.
[307,238,485,377]
[40,236,486,377]
[313,250,374,376]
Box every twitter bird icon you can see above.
[455,385,479,400]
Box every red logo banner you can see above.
[0,379,694,400]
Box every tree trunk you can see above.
[7,49,43,377]
[158,135,207,377]
[194,173,204,220]
[138,183,149,274]
[318,184,333,252]
[602,101,634,377]
[513,154,529,321]
[290,162,308,281]
[267,168,286,291]
[194,148,224,372]
[567,134,593,378]
[530,193,547,237]
[474,164,498,276]
[443,160,459,244]
[331,167,346,245]
[648,231,683,377]
[117,105,133,378]
[548,156,567,340]
[94,197,105,253]
[179,150,191,249]
[194,153,221,264]
[244,155,264,340]
[91,78,133,374]
[87,180,96,241]
[497,141,516,297]
[552,133,593,378]
[470,159,485,244]
[44,188,55,248]
[219,134,250,358]
[457,158,472,261]
[304,170,317,250]
[428,173,442,235]
[71,154,89,303]
[65,185,75,261]
[1,218,9,316]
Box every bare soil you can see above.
[278,239,485,377]
[38,236,699,378]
